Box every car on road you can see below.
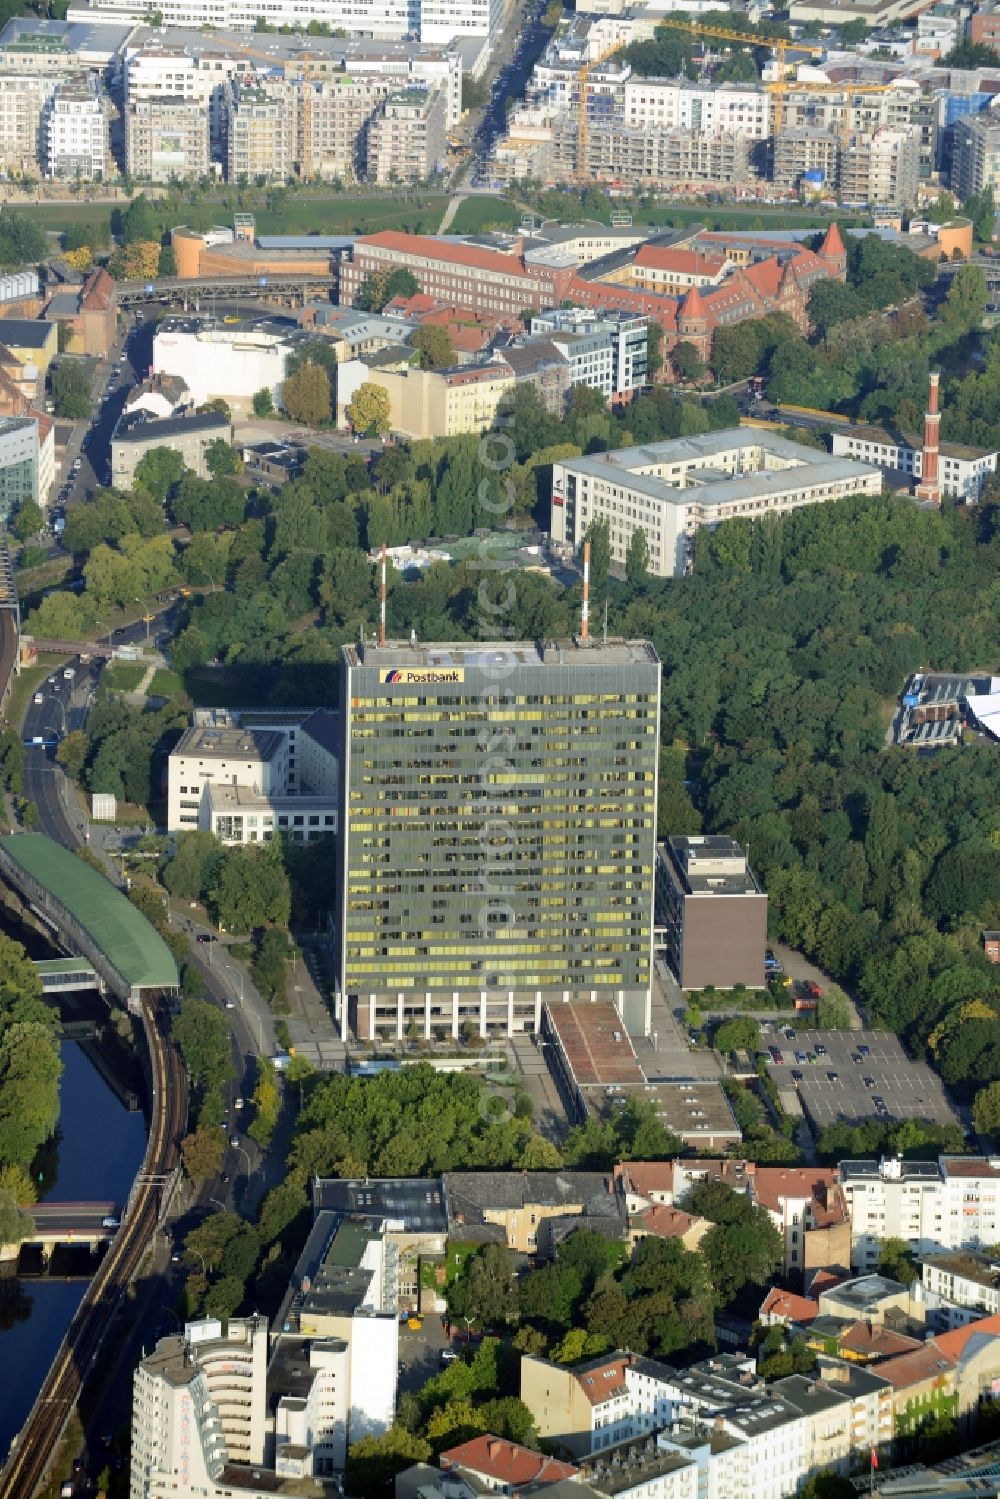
[102,1215,120,1229]
[224,998,235,1009]
[441,1350,458,1364]
[63,667,75,679]
[230,1135,239,1146]
[72,457,81,470]
[791,1068,803,1081]
[221,1172,230,1183]
[33,692,43,704]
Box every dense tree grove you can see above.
[0,935,61,1175]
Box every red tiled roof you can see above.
[577,1357,629,1405]
[636,1203,704,1240]
[753,1168,841,1213]
[760,1287,819,1324]
[440,1435,578,1486]
[358,230,536,282]
[934,1314,1000,1361]
[837,1322,922,1359]
[680,283,707,320]
[873,1345,955,1390]
[820,221,846,259]
[633,246,728,277]
[80,267,114,312]
[614,1161,676,1197]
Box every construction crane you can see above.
[577,42,624,182]
[633,17,826,136]
[768,78,904,151]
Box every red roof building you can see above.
[440,1435,579,1490]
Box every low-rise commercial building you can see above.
[153,317,290,412]
[1,319,57,388]
[110,410,232,490]
[550,430,883,579]
[444,1169,623,1255]
[655,835,767,991]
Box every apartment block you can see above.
[111,410,231,489]
[337,636,661,1041]
[951,111,1000,196]
[550,430,883,580]
[622,76,770,138]
[226,76,294,183]
[0,75,56,174]
[77,0,499,45]
[773,127,840,196]
[919,1253,1000,1331]
[567,120,752,190]
[839,127,920,208]
[529,308,648,402]
[366,86,446,184]
[339,359,515,439]
[42,72,107,178]
[842,1157,1000,1269]
[124,94,210,181]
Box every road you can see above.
[0,996,185,1499]
[470,0,550,179]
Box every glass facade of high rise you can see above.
[337,638,661,1040]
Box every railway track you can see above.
[0,998,185,1499]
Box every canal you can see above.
[0,1026,147,1458]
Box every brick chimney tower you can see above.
[915,371,943,504]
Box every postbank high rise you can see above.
[337,636,661,1041]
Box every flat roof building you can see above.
[550,430,884,579]
[656,835,767,991]
[337,636,660,1042]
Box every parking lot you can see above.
[761,1025,959,1131]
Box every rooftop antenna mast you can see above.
[379,543,387,648]
[581,540,590,642]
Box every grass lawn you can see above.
[450,197,520,233]
[444,1241,480,1286]
[20,202,119,234]
[251,194,449,235]
[147,668,186,700]
[8,654,65,726]
[102,661,146,693]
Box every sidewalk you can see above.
[285,936,345,1069]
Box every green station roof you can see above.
[0,835,178,992]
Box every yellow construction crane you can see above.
[635,18,826,136]
[577,42,624,181]
[769,78,902,150]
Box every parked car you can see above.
[864,1077,876,1089]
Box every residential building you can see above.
[773,128,841,197]
[839,127,920,208]
[78,0,503,46]
[0,75,56,175]
[564,120,753,191]
[130,1316,274,1499]
[123,373,190,421]
[0,415,37,523]
[529,308,648,402]
[167,709,339,844]
[841,1157,1000,1269]
[550,429,883,580]
[970,5,1000,56]
[311,1176,448,1315]
[366,87,446,185]
[600,246,731,295]
[439,1435,580,1490]
[498,340,572,415]
[444,1170,623,1255]
[952,111,1000,197]
[340,360,515,440]
[111,410,232,490]
[225,76,294,183]
[520,1352,684,1458]
[124,94,210,181]
[42,73,107,178]
[655,835,767,992]
[621,76,770,139]
[772,1363,894,1476]
[918,1254,1000,1331]
[337,635,661,1041]
[0,319,56,389]
[43,267,116,358]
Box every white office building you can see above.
[76,0,505,43]
[831,424,997,502]
[530,308,649,402]
[153,317,290,412]
[167,709,339,844]
[550,431,884,579]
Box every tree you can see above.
[447,1242,519,1327]
[585,515,611,606]
[713,1016,760,1054]
[252,387,274,417]
[181,1126,227,1181]
[0,1190,33,1248]
[157,243,176,278]
[877,1235,918,1286]
[411,325,455,371]
[646,320,664,380]
[685,1179,784,1305]
[355,267,419,313]
[172,999,234,1122]
[346,1426,431,1499]
[346,381,392,437]
[134,446,186,503]
[248,1056,280,1149]
[163,829,222,901]
[209,843,291,932]
[974,1082,1000,1136]
[838,17,868,42]
[282,361,332,426]
[12,500,43,541]
[625,526,649,588]
[672,340,704,382]
[204,440,242,479]
[817,986,852,1030]
[944,40,1000,69]
[50,361,91,418]
[0,1021,62,1167]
